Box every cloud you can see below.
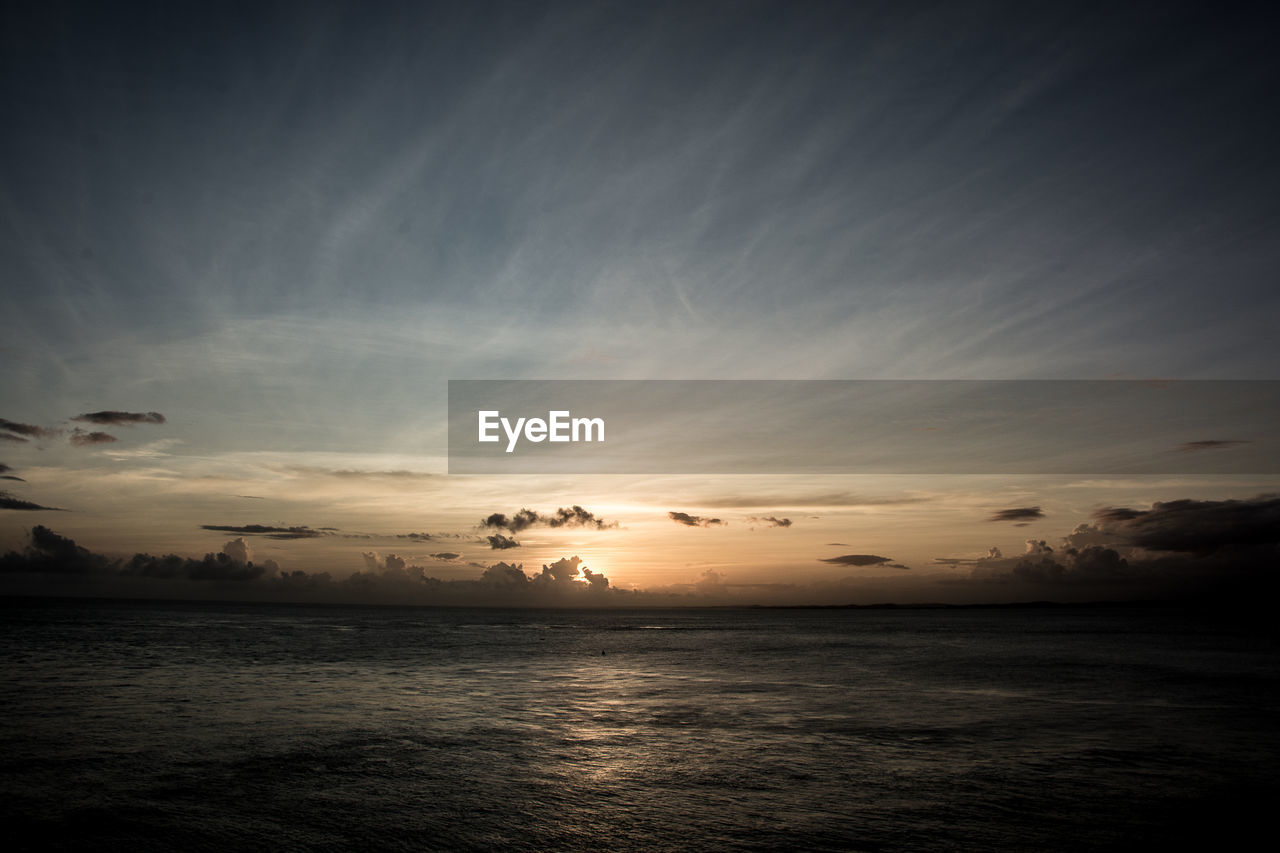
[200,524,328,540]
[0,491,63,511]
[221,537,251,565]
[668,511,724,527]
[398,532,433,540]
[1176,440,1251,452]
[429,552,461,561]
[0,464,24,483]
[747,515,792,527]
[72,411,166,426]
[546,505,615,529]
[988,507,1044,522]
[820,554,896,566]
[1094,495,1280,554]
[487,533,521,550]
[481,506,616,534]
[69,429,118,446]
[0,528,274,581]
[481,508,542,534]
[0,526,110,573]
[959,538,1134,586]
[0,418,59,440]
[945,497,1280,598]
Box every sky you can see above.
[2,0,1278,606]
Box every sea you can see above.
[2,597,1278,851]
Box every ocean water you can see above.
[2,599,1278,851]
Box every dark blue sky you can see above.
[5,1,1278,374]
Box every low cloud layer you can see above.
[747,516,793,528]
[943,495,1280,600]
[1,527,633,606]
[2,527,270,581]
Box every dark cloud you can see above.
[429,552,461,561]
[988,507,1044,522]
[1094,495,1280,554]
[482,508,541,533]
[668,511,724,527]
[481,506,615,534]
[487,533,521,550]
[959,538,1136,587]
[69,429,117,446]
[546,505,615,529]
[0,418,59,440]
[72,411,165,426]
[200,524,328,540]
[1176,440,1251,452]
[2,527,272,581]
[398,532,433,540]
[0,491,62,511]
[0,464,24,482]
[747,516,792,527]
[820,554,895,566]
[948,500,1280,600]
[0,526,110,573]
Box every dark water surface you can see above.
[2,598,1278,851]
